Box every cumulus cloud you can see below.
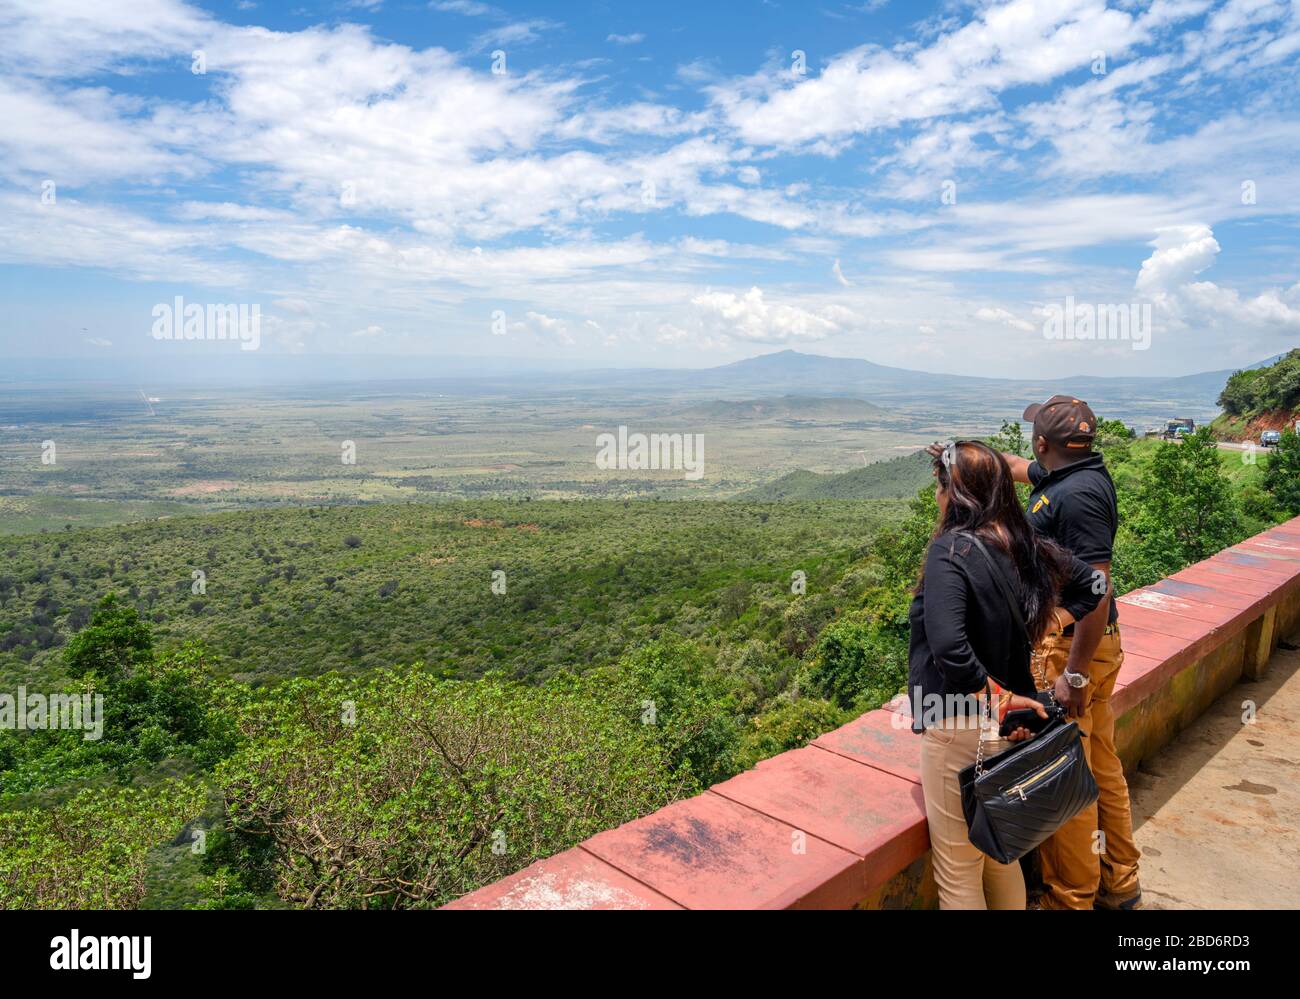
[974,306,1035,333]
[691,286,855,343]
[1135,224,1221,295]
[510,310,576,345]
[1130,225,1300,355]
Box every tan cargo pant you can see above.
[1035,628,1141,909]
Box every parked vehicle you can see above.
[1262,430,1282,447]
[1162,418,1195,440]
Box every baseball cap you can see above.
[1023,395,1097,449]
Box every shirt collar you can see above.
[1036,452,1108,486]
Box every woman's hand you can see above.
[1002,693,1048,743]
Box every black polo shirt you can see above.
[1026,453,1119,625]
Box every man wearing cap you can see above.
[999,395,1142,910]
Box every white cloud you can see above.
[1135,224,1221,294]
[431,1,498,15]
[607,33,645,45]
[1135,224,1300,337]
[473,19,559,50]
[711,0,1165,148]
[0,0,208,77]
[3,0,1300,375]
[0,79,197,185]
[0,192,247,286]
[512,310,576,345]
[974,306,1034,333]
[691,286,854,343]
[177,202,292,222]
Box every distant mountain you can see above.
[741,449,933,501]
[673,394,885,422]
[697,349,1248,396]
[673,349,969,392]
[600,349,1289,427]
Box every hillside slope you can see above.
[1211,348,1300,442]
[1211,408,1300,443]
[741,449,932,500]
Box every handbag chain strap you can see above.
[974,694,992,777]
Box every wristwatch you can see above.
[1062,669,1089,688]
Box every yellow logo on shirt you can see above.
[1032,493,1051,514]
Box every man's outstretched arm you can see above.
[1001,452,1031,484]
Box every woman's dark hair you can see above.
[921,440,1073,643]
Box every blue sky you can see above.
[1,0,1298,377]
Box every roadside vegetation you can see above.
[1212,349,1300,441]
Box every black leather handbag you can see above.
[955,533,1099,865]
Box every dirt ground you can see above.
[1126,637,1300,909]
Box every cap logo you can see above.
[1079,421,1090,432]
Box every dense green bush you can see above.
[1117,428,1245,589]
[805,616,909,712]
[62,592,152,682]
[735,697,847,771]
[0,780,206,909]
[0,598,234,802]
[212,668,692,908]
[1263,429,1300,516]
[599,638,742,787]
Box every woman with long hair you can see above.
[909,440,1102,909]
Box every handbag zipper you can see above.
[1004,753,1070,801]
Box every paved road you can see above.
[1160,436,1276,455]
[1127,637,1300,909]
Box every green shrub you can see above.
[1263,429,1300,517]
[735,697,847,771]
[599,638,741,786]
[0,780,205,909]
[213,668,692,908]
[805,616,908,712]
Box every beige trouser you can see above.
[921,716,1026,910]
[1035,629,1142,909]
